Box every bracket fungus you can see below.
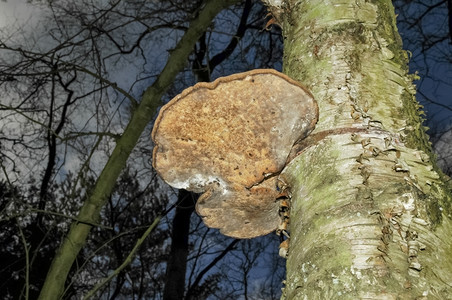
[152,69,318,238]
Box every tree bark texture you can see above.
[163,190,195,300]
[279,0,452,298]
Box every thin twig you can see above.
[1,209,114,230]
[82,217,161,300]
[17,220,30,300]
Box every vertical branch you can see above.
[39,68,76,212]
[17,221,30,300]
[38,70,57,211]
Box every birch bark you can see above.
[277,1,452,298]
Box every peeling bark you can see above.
[278,0,452,298]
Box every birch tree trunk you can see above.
[277,1,452,298]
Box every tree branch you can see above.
[185,239,239,300]
[37,0,240,299]
[82,217,161,300]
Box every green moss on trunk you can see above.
[280,0,452,298]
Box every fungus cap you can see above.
[152,69,317,238]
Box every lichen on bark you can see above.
[280,0,452,298]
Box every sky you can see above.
[0,0,155,182]
[0,0,39,28]
[394,2,452,134]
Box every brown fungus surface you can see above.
[152,69,317,238]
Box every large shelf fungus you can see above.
[152,69,318,239]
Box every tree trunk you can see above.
[163,190,195,300]
[279,0,452,298]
